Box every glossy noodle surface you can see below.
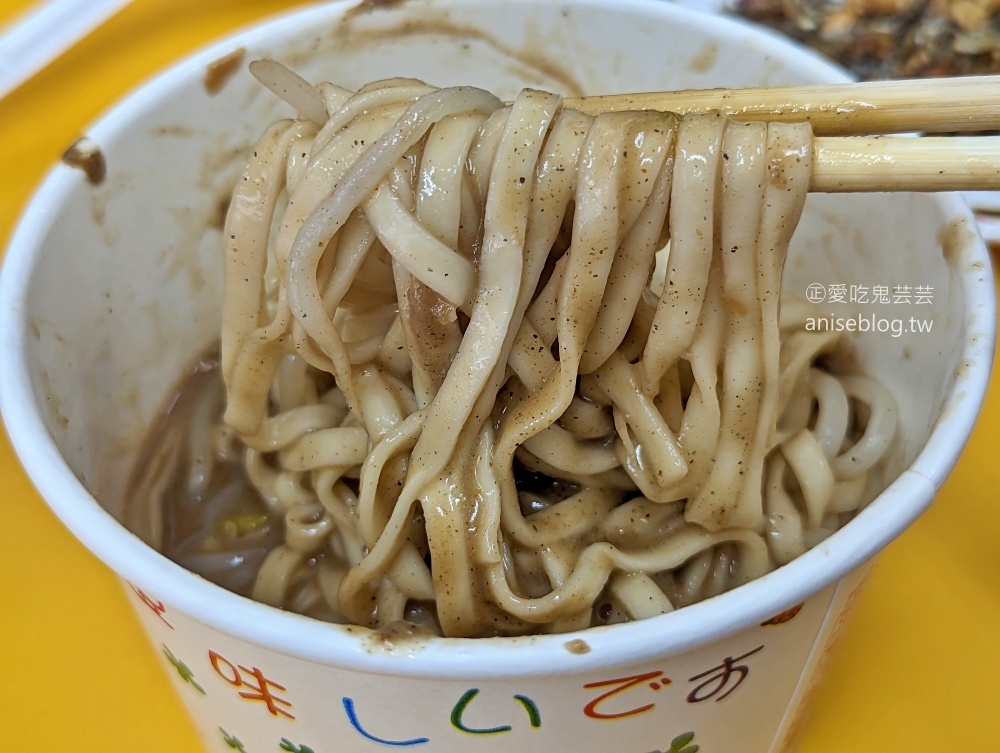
[126,76,898,638]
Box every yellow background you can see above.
[0,1,997,750]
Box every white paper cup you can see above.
[0,1,993,751]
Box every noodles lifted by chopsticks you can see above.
[208,72,898,637]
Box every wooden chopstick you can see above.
[562,75,1000,192]
[565,75,1000,136]
[812,135,1000,192]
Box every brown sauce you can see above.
[61,137,106,185]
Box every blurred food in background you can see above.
[733,0,1000,79]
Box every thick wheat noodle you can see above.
[135,70,904,638]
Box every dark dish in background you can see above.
[732,0,1000,79]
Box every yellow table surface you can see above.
[1,1,998,750]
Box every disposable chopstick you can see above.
[565,75,1000,136]
[812,135,1000,192]
[0,0,132,100]
[562,76,1000,191]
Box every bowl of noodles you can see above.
[0,0,993,751]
